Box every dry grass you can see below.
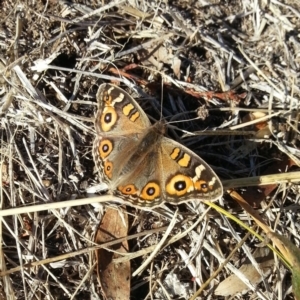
[0,0,299,299]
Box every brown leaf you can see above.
[95,208,130,300]
[215,247,274,296]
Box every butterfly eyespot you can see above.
[194,180,210,193]
[146,187,155,195]
[174,180,186,191]
[104,161,113,179]
[99,140,113,158]
[104,113,112,123]
[101,90,112,104]
[166,174,194,196]
[100,107,117,131]
[118,184,138,195]
[140,182,160,200]
[102,144,109,153]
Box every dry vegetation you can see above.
[0,0,300,299]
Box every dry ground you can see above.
[0,0,300,299]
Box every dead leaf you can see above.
[215,247,274,296]
[95,207,130,300]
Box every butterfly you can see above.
[93,83,223,208]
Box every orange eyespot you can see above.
[117,184,138,195]
[104,161,113,179]
[98,139,113,159]
[166,175,194,196]
[100,106,117,132]
[140,182,160,201]
[101,90,113,105]
[194,180,209,193]
[103,93,111,103]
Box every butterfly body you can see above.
[93,83,223,208]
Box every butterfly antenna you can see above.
[160,80,164,122]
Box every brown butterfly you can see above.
[93,84,223,208]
